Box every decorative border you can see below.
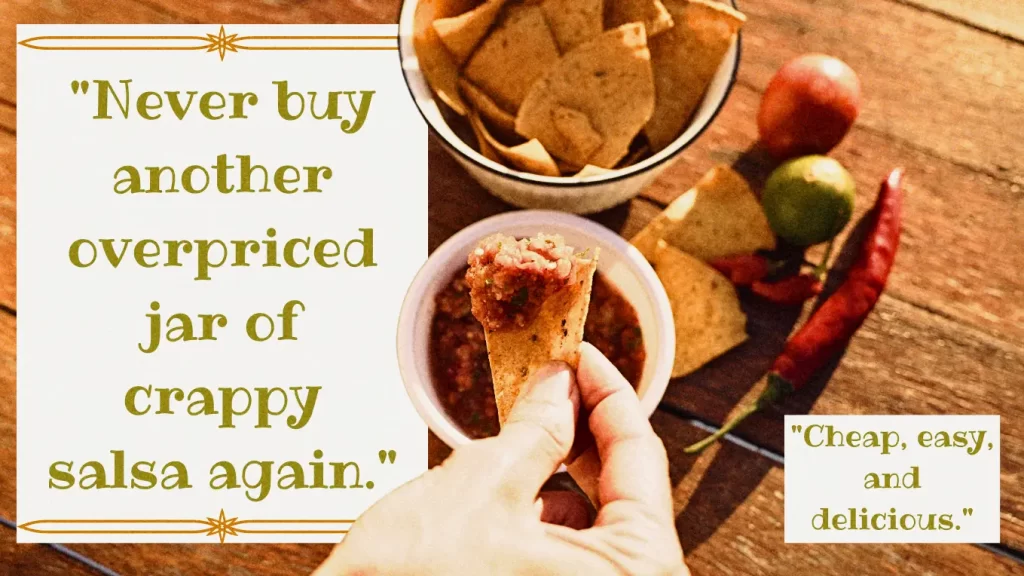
[19,510,354,543]
[17,25,386,542]
[18,26,398,60]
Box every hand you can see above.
[313,343,688,576]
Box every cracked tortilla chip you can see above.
[464,4,561,112]
[553,106,604,162]
[652,240,747,378]
[631,165,776,261]
[433,0,507,65]
[645,0,745,152]
[606,0,675,37]
[413,0,477,116]
[516,23,655,168]
[540,0,604,53]
[469,111,561,176]
[460,77,517,134]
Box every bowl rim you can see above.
[396,210,676,449]
[396,0,742,189]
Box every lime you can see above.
[762,155,856,246]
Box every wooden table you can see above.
[2,1,1022,574]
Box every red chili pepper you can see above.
[710,254,771,286]
[685,168,904,453]
[751,274,823,306]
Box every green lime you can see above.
[762,155,856,246]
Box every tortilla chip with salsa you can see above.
[466,233,598,423]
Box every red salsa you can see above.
[430,267,645,439]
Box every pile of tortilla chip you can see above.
[413,0,746,178]
[631,165,776,378]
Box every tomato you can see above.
[757,54,862,160]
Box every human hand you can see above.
[313,342,687,576]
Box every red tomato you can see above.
[757,54,862,159]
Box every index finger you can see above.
[576,343,673,521]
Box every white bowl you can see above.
[397,210,675,449]
[397,0,741,214]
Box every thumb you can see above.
[491,362,580,502]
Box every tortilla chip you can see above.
[617,141,651,168]
[631,165,776,261]
[469,111,561,176]
[574,164,612,178]
[516,23,656,168]
[468,110,505,163]
[464,5,562,112]
[413,0,477,116]
[553,106,604,162]
[460,78,517,134]
[482,254,599,422]
[606,0,675,37]
[433,0,506,66]
[645,0,745,152]
[652,241,747,378]
[540,0,604,53]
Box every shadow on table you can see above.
[661,144,877,551]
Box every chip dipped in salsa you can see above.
[430,266,645,439]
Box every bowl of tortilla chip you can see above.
[396,210,675,448]
[398,0,744,214]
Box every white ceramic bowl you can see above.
[397,0,741,214]
[397,211,675,449]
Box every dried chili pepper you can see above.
[751,274,823,306]
[685,168,904,454]
[710,254,772,286]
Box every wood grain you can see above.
[739,0,1024,187]
[898,0,1024,42]
[425,138,1024,548]
[652,412,1024,575]
[133,0,397,26]
[0,313,14,522]
[70,542,333,576]
[0,530,104,576]
[0,132,15,311]
[635,83,1024,345]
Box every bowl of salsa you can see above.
[397,211,674,448]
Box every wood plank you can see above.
[739,0,1024,186]
[0,100,13,134]
[653,412,1023,575]
[0,1,180,107]
[898,0,1024,42]
[425,135,1024,547]
[0,530,106,576]
[0,133,14,311]
[70,542,331,575]
[657,289,1024,547]
[0,313,14,521]
[134,0,397,26]
[642,82,1024,344]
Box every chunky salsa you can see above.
[430,267,645,439]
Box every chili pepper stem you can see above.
[683,402,760,454]
[682,374,794,454]
[813,238,836,281]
